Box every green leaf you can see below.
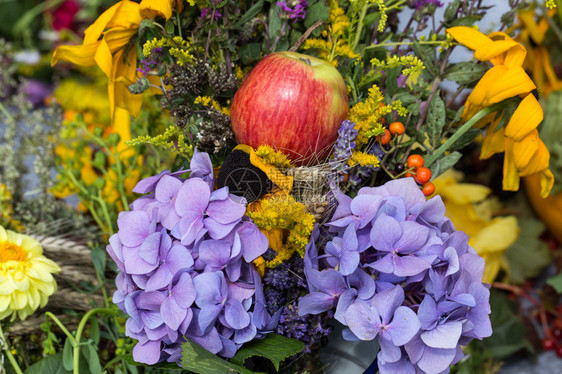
[505,217,550,285]
[449,15,482,27]
[393,89,419,106]
[230,334,305,371]
[427,94,446,146]
[90,318,100,346]
[268,5,283,42]
[62,338,74,371]
[385,67,401,97]
[444,0,461,21]
[239,43,261,65]
[429,151,462,179]
[83,345,103,374]
[413,41,438,77]
[444,62,488,85]
[233,0,264,28]
[24,352,88,374]
[448,127,480,152]
[180,339,255,374]
[91,246,107,275]
[304,0,330,30]
[547,273,562,293]
[363,11,381,26]
[479,290,535,359]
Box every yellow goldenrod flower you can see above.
[432,170,519,284]
[52,0,182,123]
[447,26,554,197]
[247,192,315,270]
[0,226,60,321]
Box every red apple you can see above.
[230,51,348,165]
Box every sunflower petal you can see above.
[502,140,520,191]
[446,27,492,52]
[95,39,113,78]
[512,130,539,170]
[505,94,543,141]
[106,0,142,29]
[485,66,536,104]
[51,42,100,67]
[519,138,550,176]
[83,1,123,44]
[539,169,555,198]
[140,0,175,20]
[480,127,505,160]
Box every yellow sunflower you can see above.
[513,8,562,97]
[51,0,182,123]
[447,26,554,197]
[0,226,60,321]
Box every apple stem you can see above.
[298,57,312,66]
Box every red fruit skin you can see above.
[230,52,348,165]
[543,338,555,351]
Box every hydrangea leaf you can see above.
[230,333,305,371]
[180,339,256,374]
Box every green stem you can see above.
[176,8,182,39]
[0,102,15,123]
[365,40,442,50]
[424,103,506,167]
[72,308,113,374]
[0,323,24,374]
[352,4,370,50]
[544,8,562,46]
[44,313,76,345]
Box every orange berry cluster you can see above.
[406,155,434,196]
[377,121,405,145]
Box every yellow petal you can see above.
[480,127,505,160]
[503,140,520,191]
[519,138,550,176]
[518,9,545,45]
[83,1,123,44]
[539,169,555,198]
[446,26,492,52]
[485,66,536,104]
[505,94,543,140]
[113,50,143,118]
[512,130,538,170]
[487,32,526,68]
[234,145,294,192]
[471,216,519,254]
[113,107,133,154]
[438,184,490,205]
[474,39,521,63]
[140,0,174,20]
[106,0,142,29]
[95,39,113,78]
[51,42,100,67]
[104,28,138,53]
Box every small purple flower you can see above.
[414,0,444,10]
[277,0,307,22]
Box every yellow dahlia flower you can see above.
[0,226,60,321]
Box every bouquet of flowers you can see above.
[2,0,562,373]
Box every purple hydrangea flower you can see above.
[298,177,492,373]
[106,151,271,365]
